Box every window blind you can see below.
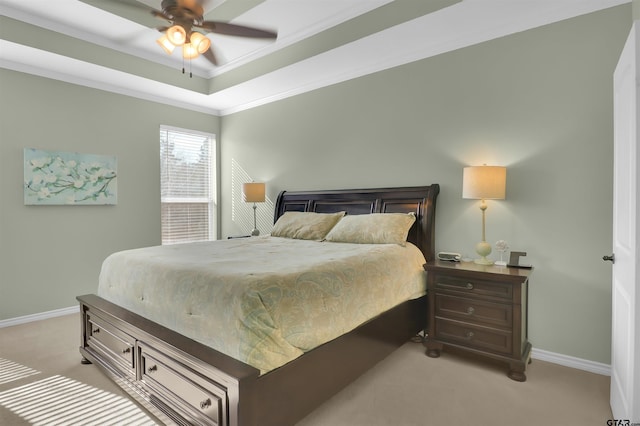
[160,126,216,245]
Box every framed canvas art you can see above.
[24,148,117,205]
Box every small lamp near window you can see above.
[463,165,506,265]
[242,182,266,236]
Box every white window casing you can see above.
[160,125,216,245]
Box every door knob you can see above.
[602,254,615,263]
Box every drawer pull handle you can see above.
[92,328,100,334]
[147,365,158,374]
[465,307,475,315]
[465,331,475,340]
[200,398,211,410]
[122,347,131,354]
[466,283,474,290]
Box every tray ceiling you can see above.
[0,0,629,115]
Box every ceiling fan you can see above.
[120,0,277,73]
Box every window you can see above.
[160,126,216,245]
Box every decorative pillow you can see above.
[271,211,345,241]
[324,213,416,245]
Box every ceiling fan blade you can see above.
[81,0,165,28]
[151,9,173,22]
[197,21,277,39]
[202,48,219,66]
[87,0,153,12]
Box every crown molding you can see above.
[0,40,222,115]
[215,0,631,115]
[0,0,630,116]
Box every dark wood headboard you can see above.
[274,185,440,261]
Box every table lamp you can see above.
[242,182,265,236]
[463,165,506,265]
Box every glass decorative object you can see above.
[494,240,509,266]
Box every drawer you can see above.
[140,343,227,426]
[433,274,512,301]
[87,312,135,374]
[435,294,512,329]
[435,318,512,355]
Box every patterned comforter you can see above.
[97,236,426,374]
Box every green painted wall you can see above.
[0,70,220,319]
[0,4,632,365]
[221,5,632,364]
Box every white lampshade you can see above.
[243,182,265,203]
[182,43,200,59]
[190,32,211,54]
[156,35,176,54]
[166,25,187,46]
[463,166,506,200]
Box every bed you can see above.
[77,184,439,426]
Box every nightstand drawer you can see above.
[434,274,512,300]
[435,294,512,329]
[435,318,512,355]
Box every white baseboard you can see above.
[0,305,78,328]
[532,347,611,376]
[0,307,613,377]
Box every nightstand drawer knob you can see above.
[466,283,474,290]
[465,331,475,339]
[466,307,475,315]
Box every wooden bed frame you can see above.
[77,184,439,426]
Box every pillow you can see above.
[324,213,416,245]
[271,211,345,240]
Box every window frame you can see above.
[160,125,218,245]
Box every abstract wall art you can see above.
[24,148,117,205]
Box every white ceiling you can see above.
[0,0,630,116]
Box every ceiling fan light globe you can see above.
[166,25,187,46]
[182,43,200,59]
[190,32,210,54]
[156,35,175,54]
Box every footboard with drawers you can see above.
[79,294,254,426]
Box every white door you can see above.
[610,21,640,422]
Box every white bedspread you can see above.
[97,236,426,373]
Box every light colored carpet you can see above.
[0,314,612,425]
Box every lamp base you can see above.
[250,202,260,236]
[474,241,493,265]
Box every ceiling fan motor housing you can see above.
[161,0,204,24]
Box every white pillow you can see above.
[271,211,345,241]
[324,213,416,245]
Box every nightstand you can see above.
[423,260,532,381]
